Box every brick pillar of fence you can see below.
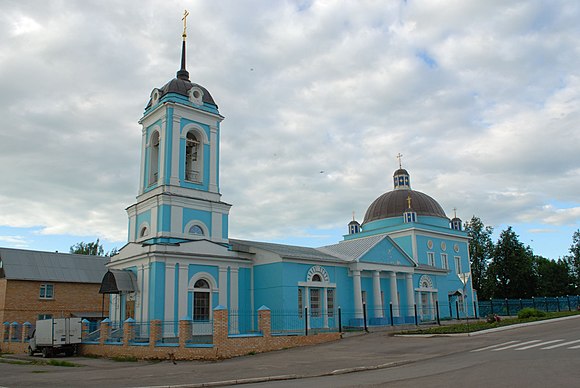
[2,322,9,342]
[22,322,32,342]
[10,322,19,342]
[149,320,161,348]
[213,305,228,348]
[258,306,271,337]
[179,318,192,347]
[100,318,111,345]
[123,318,135,346]
[81,319,90,341]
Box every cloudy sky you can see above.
[1,0,579,260]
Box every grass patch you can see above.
[400,310,580,335]
[110,355,138,362]
[45,360,79,367]
[0,356,81,367]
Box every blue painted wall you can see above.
[148,262,166,320]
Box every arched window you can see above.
[193,279,211,321]
[185,132,200,182]
[312,274,322,282]
[139,226,148,238]
[189,225,204,236]
[149,131,160,185]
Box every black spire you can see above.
[176,10,190,81]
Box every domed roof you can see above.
[145,78,217,110]
[363,189,447,224]
[393,168,409,176]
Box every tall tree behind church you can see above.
[69,239,117,256]
[487,227,536,298]
[566,229,580,292]
[464,216,494,299]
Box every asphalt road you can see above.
[1,317,579,387]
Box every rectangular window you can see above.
[441,253,448,270]
[327,289,335,317]
[427,252,435,266]
[455,256,462,274]
[193,292,210,321]
[39,284,54,299]
[458,295,465,314]
[310,289,320,317]
[298,289,303,318]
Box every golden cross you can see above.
[453,207,457,218]
[182,10,190,39]
[352,211,355,221]
[406,195,412,209]
[396,153,403,169]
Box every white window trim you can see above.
[454,256,462,274]
[183,220,209,238]
[427,252,435,267]
[441,253,449,270]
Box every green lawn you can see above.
[399,310,580,335]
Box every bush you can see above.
[486,314,501,323]
[518,308,546,319]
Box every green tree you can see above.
[566,229,580,292]
[487,226,536,298]
[464,216,494,299]
[70,239,117,257]
[534,256,574,296]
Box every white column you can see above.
[353,270,363,318]
[138,127,147,195]
[406,274,415,318]
[178,264,188,319]
[209,125,218,193]
[218,266,228,307]
[164,264,175,325]
[142,264,150,322]
[158,118,167,184]
[170,116,181,185]
[372,271,383,318]
[389,271,399,318]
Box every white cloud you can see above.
[0,0,579,259]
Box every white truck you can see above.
[28,318,82,358]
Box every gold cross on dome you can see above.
[406,195,412,209]
[396,153,403,169]
[182,10,190,38]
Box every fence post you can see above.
[473,301,478,319]
[363,303,368,332]
[568,295,572,311]
[179,317,192,347]
[414,304,418,326]
[505,298,510,316]
[532,297,535,309]
[544,297,548,312]
[100,318,111,345]
[557,297,561,312]
[390,303,394,326]
[338,307,342,333]
[123,318,135,347]
[305,307,308,336]
[455,301,460,320]
[435,301,441,325]
[490,299,494,315]
[519,298,523,311]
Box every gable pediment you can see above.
[358,236,415,267]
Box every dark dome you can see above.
[145,78,217,109]
[363,189,447,224]
[393,168,409,176]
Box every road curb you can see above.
[394,314,580,338]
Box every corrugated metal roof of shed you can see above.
[0,247,108,283]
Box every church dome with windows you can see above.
[362,167,447,224]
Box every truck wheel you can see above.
[27,346,34,356]
[42,347,51,358]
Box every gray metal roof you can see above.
[317,234,386,262]
[229,239,342,263]
[0,247,109,283]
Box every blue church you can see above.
[106,28,475,331]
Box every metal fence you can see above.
[228,310,260,336]
[478,296,580,317]
[187,320,213,345]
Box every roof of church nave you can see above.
[362,164,447,224]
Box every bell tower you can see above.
[126,12,230,245]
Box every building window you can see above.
[441,253,448,270]
[310,289,320,317]
[38,314,52,320]
[185,132,201,182]
[455,256,462,274]
[298,289,303,318]
[193,279,210,321]
[327,289,335,317]
[149,131,160,186]
[188,225,204,236]
[427,252,435,267]
[458,294,465,314]
[39,284,54,299]
[312,274,322,282]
